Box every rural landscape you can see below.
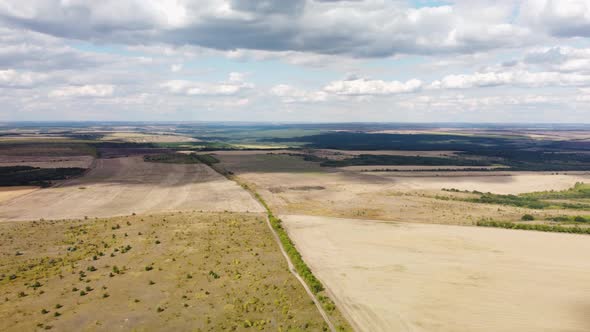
[2,0,590,331]
[1,122,590,331]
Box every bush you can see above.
[521,214,535,221]
[477,220,590,234]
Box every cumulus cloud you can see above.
[520,0,590,38]
[525,46,590,73]
[0,27,120,71]
[270,84,328,103]
[48,84,115,98]
[324,78,423,95]
[0,69,47,88]
[430,70,590,89]
[170,63,183,72]
[0,0,530,57]
[161,73,253,96]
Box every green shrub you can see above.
[521,214,535,221]
[477,220,590,234]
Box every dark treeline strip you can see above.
[0,166,86,187]
[143,153,219,165]
[266,132,517,151]
[266,132,590,171]
[317,154,492,167]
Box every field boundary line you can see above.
[205,162,340,332]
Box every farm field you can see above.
[0,187,38,203]
[282,215,590,332]
[2,123,590,332]
[367,171,590,194]
[215,151,590,224]
[0,156,94,169]
[0,212,328,331]
[100,132,200,143]
[0,156,263,221]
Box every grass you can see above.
[440,183,590,210]
[237,182,352,332]
[0,212,330,331]
[476,220,590,234]
[143,153,219,165]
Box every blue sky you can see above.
[1,0,590,122]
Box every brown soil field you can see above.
[0,155,94,169]
[282,215,590,332]
[0,143,96,157]
[214,153,323,174]
[0,212,328,331]
[0,156,262,221]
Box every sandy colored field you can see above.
[0,212,327,331]
[369,172,590,194]
[0,187,38,203]
[218,153,590,224]
[341,165,505,171]
[0,155,94,168]
[0,156,262,221]
[282,215,590,332]
[100,132,199,143]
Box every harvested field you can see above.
[0,156,262,221]
[341,165,505,171]
[0,212,327,331]
[282,214,590,332]
[215,153,323,173]
[0,155,94,169]
[370,172,590,194]
[0,143,96,157]
[220,152,590,224]
[100,132,199,143]
[0,187,37,203]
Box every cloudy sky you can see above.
[1,0,590,122]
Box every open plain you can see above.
[0,156,263,221]
[282,215,590,332]
[214,152,590,225]
[0,212,328,331]
[2,123,590,332]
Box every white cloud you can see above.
[323,78,423,96]
[520,0,590,37]
[525,46,590,73]
[48,84,115,98]
[430,70,590,89]
[270,84,327,103]
[0,69,47,87]
[170,63,183,72]
[161,73,253,96]
[0,0,532,57]
[228,72,245,82]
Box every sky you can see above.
[1,0,590,123]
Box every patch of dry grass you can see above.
[0,212,327,331]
